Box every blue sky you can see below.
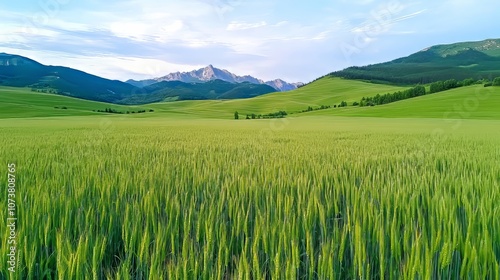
[0,0,498,83]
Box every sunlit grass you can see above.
[0,116,499,279]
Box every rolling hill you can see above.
[2,77,500,121]
[0,53,138,103]
[331,39,500,84]
[304,84,500,120]
[146,77,408,118]
[0,77,406,119]
[0,86,152,118]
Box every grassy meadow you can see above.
[0,87,153,119]
[1,115,499,279]
[307,85,500,120]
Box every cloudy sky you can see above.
[0,0,498,83]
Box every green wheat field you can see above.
[1,106,500,278]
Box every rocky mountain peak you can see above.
[128,65,302,91]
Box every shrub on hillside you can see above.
[493,77,500,86]
[460,78,475,87]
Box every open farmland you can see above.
[1,116,499,279]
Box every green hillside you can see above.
[0,77,407,119]
[0,53,139,103]
[147,77,408,118]
[429,39,500,57]
[2,77,498,121]
[0,87,152,118]
[306,84,500,120]
[331,39,500,84]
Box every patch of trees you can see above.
[292,102,348,116]
[359,85,426,106]
[54,106,68,109]
[493,77,500,86]
[301,105,331,113]
[429,79,461,93]
[339,101,348,107]
[264,111,288,118]
[430,78,496,91]
[461,78,476,87]
[32,88,61,94]
[96,108,124,114]
[240,111,288,119]
[94,108,152,114]
[357,78,485,107]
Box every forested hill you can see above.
[330,39,500,84]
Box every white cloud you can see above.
[350,10,426,35]
[162,20,184,33]
[390,10,427,24]
[226,21,267,31]
[109,22,151,40]
[273,21,289,27]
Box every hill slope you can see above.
[306,84,500,120]
[0,86,152,118]
[2,79,499,121]
[0,53,138,103]
[147,77,408,117]
[331,39,500,84]
[0,77,407,119]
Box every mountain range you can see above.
[121,80,276,105]
[126,65,303,91]
[0,53,276,104]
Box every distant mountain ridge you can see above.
[331,38,500,84]
[0,53,277,104]
[126,65,303,91]
[0,53,136,103]
[122,79,277,104]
